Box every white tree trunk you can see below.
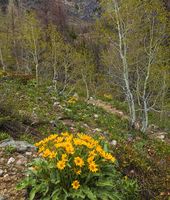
[0,48,6,71]
[141,99,148,133]
[31,25,39,86]
[114,0,136,127]
[35,63,39,86]
[81,71,90,101]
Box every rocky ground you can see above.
[0,139,37,200]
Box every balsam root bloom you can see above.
[35,132,116,190]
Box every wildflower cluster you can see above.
[104,93,113,100]
[35,132,116,190]
[67,96,78,104]
[18,132,139,199]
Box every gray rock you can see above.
[25,152,32,156]
[93,128,102,132]
[103,132,109,136]
[53,102,60,107]
[7,157,15,165]
[3,174,9,178]
[155,134,165,141]
[0,195,6,200]
[0,139,36,153]
[110,140,117,146]
[0,169,4,177]
[94,114,99,118]
[16,158,27,166]
[127,134,133,142]
[0,158,5,163]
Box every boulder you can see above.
[0,139,36,153]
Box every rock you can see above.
[127,134,133,142]
[0,139,36,153]
[156,134,165,140]
[0,158,5,163]
[16,158,27,166]
[7,157,15,165]
[53,102,60,107]
[150,132,168,141]
[3,174,9,178]
[93,128,102,132]
[50,120,58,127]
[51,96,57,101]
[25,152,32,156]
[110,140,117,146]
[73,93,79,99]
[0,195,6,200]
[0,169,4,177]
[70,127,74,131]
[17,154,26,159]
[148,124,159,131]
[103,132,109,136]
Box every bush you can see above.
[0,131,10,141]
[17,132,139,200]
[116,139,170,199]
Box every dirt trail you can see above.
[88,98,170,143]
[88,99,128,120]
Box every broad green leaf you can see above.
[82,186,97,200]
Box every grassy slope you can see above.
[0,79,170,199]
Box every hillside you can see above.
[0,0,99,20]
[0,79,169,200]
[0,0,170,200]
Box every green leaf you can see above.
[42,196,51,200]
[51,188,61,200]
[70,189,85,199]
[96,179,113,187]
[82,186,97,200]
[29,188,37,200]
[96,189,122,200]
[104,143,108,152]
[16,177,33,190]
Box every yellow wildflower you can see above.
[42,149,51,158]
[61,154,68,161]
[104,153,116,162]
[54,136,64,143]
[89,162,98,173]
[49,151,57,159]
[111,157,116,163]
[104,94,112,100]
[76,169,81,175]
[61,132,70,137]
[74,157,84,167]
[73,138,84,146]
[65,143,74,154]
[68,96,78,104]
[38,146,45,153]
[72,180,80,190]
[89,150,97,157]
[87,155,96,163]
[56,160,66,170]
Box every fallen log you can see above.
[0,120,42,140]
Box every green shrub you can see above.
[17,133,139,200]
[0,132,10,141]
[4,145,16,154]
[116,139,170,199]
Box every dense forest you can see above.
[0,0,170,200]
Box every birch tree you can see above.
[100,0,169,132]
[0,6,14,71]
[20,12,44,85]
[100,0,138,128]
